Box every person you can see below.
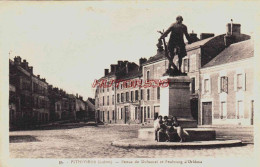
[159,15,193,73]
[154,115,162,141]
[172,116,188,142]
[157,119,167,142]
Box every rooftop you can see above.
[203,39,254,68]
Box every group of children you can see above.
[154,115,187,142]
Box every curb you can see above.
[111,139,243,149]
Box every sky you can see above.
[0,1,258,100]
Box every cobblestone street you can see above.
[9,125,254,158]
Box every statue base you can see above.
[160,75,197,128]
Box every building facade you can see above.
[9,56,50,128]
[9,56,93,129]
[200,39,254,125]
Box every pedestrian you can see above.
[172,116,188,142]
[154,115,162,141]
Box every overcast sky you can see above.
[0,1,257,100]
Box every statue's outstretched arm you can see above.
[159,25,173,39]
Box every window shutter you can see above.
[225,77,228,93]
[209,77,212,94]
[243,73,246,91]
[234,74,237,91]
[218,77,221,93]
[202,79,204,94]
[188,59,190,72]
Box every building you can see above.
[200,39,254,125]
[9,56,50,128]
[95,60,144,124]
[94,22,252,125]
[85,98,96,121]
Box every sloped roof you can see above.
[203,39,254,68]
[117,65,142,80]
[186,36,215,50]
[143,50,166,65]
[143,36,218,66]
[87,98,95,105]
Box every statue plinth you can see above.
[160,75,197,128]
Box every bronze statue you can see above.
[157,16,193,76]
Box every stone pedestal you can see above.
[160,76,197,128]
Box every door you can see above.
[154,106,160,119]
[191,98,198,121]
[124,106,129,124]
[140,107,143,123]
[202,102,212,125]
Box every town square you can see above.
[0,1,259,167]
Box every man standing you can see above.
[154,115,162,141]
[159,16,193,73]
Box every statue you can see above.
[157,15,193,76]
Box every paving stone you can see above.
[9,125,254,158]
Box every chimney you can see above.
[139,58,147,66]
[22,59,29,69]
[126,62,129,74]
[76,93,79,98]
[226,20,241,36]
[200,33,215,40]
[110,64,117,73]
[225,19,239,47]
[37,75,40,78]
[104,69,109,76]
[117,61,123,67]
[14,56,22,65]
[189,31,199,43]
[41,78,46,82]
[79,96,83,100]
[28,66,33,74]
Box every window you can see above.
[121,93,124,102]
[157,87,160,99]
[147,70,150,80]
[107,81,109,91]
[120,83,123,89]
[237,101,244,119]
[121,108,123,119]
[135,90,139,101]
[126,92,129,102]
[147,89,150,101]
[141,89,143,100]
[117,94,120,103]
[112,110,114,120]
[117,108,119,120]
[131,91,134,101]
[107,111,110,121]
[144,107,146,119]
[204,79,210,93]
[220,102,227,119]
[112,95,114,105]
[183,58,189,73]
[112,83,114,90]
[103,96,104,106]
[135,107,138,120]
[107,96,109,105]
[237,74,243,90]
[191,78,195,94]
[147,106,150,118]
[220,76,228,93]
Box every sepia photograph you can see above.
[0,1,259,167]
